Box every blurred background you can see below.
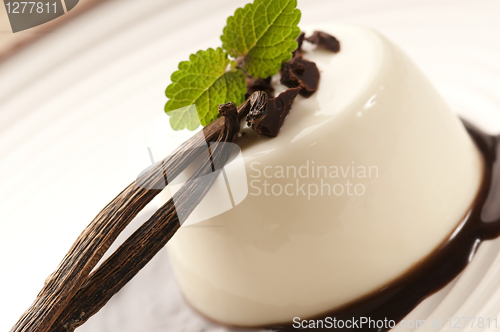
[0,0,108,61]
[1,0,500,331]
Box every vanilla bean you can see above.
[10,128,208,332]
[50,103,241,332]
[10,92,266,332]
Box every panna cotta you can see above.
[166,23,483,326]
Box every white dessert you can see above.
[166,23,483,326]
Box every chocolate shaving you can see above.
[280,56,320,97]
[305,30,341,53]
[292,31,305,57]
[245,76,275,99]
[253,87,301,137]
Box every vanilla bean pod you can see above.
[10,91,266,332]
[50,102,242,332]
[9,128,208,332]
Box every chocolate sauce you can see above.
[267,122,500,331]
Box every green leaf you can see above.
[221,0,301,78]
[165,47,246,130]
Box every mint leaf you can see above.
[221,0,301,78]
[164,0,302,131]
[165,47,246,130]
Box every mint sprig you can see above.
[221,0,301,78]
[165,48,246,130]
[165,0,301,131]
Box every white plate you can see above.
[1,0,500,331]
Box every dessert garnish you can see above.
[280,30,339,97]
[10,91,267,332]
[280,56,320,97]
[293,31,306,56]
[245,76,274,99]
[164,0,301,130]
[305,30,341,52]
[49,102,243,332]
[253,87,301,137]
[245,91,268,126]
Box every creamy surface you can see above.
[166,23,483,326]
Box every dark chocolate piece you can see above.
[305,30,341,53]
[280,56,320,97]
[245,76,275,99]
[253,87,300,137]
[292,31,305,57]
